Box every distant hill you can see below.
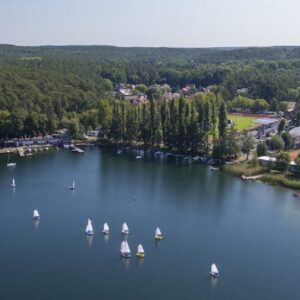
[1,45,300,64]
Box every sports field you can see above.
[228,114,258,131]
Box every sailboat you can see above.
[135,146,142,160]
[11,178,16,187]
[210,263,219,278]
[122,222,130,234]
[33,209,40,220]
[102,222,109,234]
[85,219,94,235]
[69,180,75,190]
[136,244,145,258]
[155,227,163,240]
[120,240,131,258]
[6,154,16,168]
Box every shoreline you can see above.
[2,141,299,192]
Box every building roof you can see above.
[287,101,296,112]
[255,118,279,125]
[258,156,277,162]
[289,126,300,138]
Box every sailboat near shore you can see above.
[136,244,145,258]
[85,219,94,235]
[155,227,163,240]
[11,178,16,187]
[69,180,75,190]
[6,155,16,168]
[120,240,131,258]
[122,222,130,234]
[33,209,40,220]
[210,263,219,278]
[102,222,109,234]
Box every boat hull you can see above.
[121,252,131,258]
[136,253,145,258]
[7,163,16,168]
[85,231,94,236]
[122,230,129,234]
[33,217,40,220]
[210,272,219,278]
[102,230,109,234]
[155,235,163,240]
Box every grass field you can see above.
[228,114,258,131]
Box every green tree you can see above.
[278,119,286,133]
[268,135,284,151]
[241,134,255,160]
[281,131,292,150]
[218,101,228,159]
[257,142,268,157]
[275,152,291,172]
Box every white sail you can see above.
[137,244,144,254]
[211,263,219,274]
[11,178,16,186]
[120,241,125,252]
[123,241,130,253]
[85,218,94,234]
[122,222,129,233]
[103,222,109,233]
[72,180,75,189]
[155,227,162,236]
[33,209,39,218]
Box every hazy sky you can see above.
[1,0,300,47]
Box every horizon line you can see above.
[1,43,300,49]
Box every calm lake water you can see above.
[0,147,300,300]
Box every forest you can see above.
[1,45,300,144]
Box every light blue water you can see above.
[0,147,299,300]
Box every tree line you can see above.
[95,93,238,159]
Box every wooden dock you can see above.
[241,174,263,180]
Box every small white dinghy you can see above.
[11,178,16,187]
[69,180,75,190]
[155,227,163,240]
[33,209,40,220]
[120,240,131,258]
[122,222,129,234]
[136,244,145,258]
[102,222,109,234]
[7,155,16,168]
[210,263,219,278]
[85,219,94,235]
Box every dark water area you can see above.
[0,147,299,300]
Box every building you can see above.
[255,118,280,135]
[289,126,300,147]
[258,156,277,167]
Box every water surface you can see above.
[0,148,299,300]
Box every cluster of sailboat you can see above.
[31,210,219,277]
[84,220,162,259]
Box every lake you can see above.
[0,147,299,300]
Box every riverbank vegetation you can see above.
[2,46,300,143]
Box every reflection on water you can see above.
[86,235,93,248]
[155,239,161,248]
[211,277,218,288]
[137,257,144,267]
[34,220,40,229]
[103,234,109,243]
[121,257,131,269]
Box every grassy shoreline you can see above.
[222,161,300,190]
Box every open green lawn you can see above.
[228,114,258,131]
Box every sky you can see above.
[1,0,300,47]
